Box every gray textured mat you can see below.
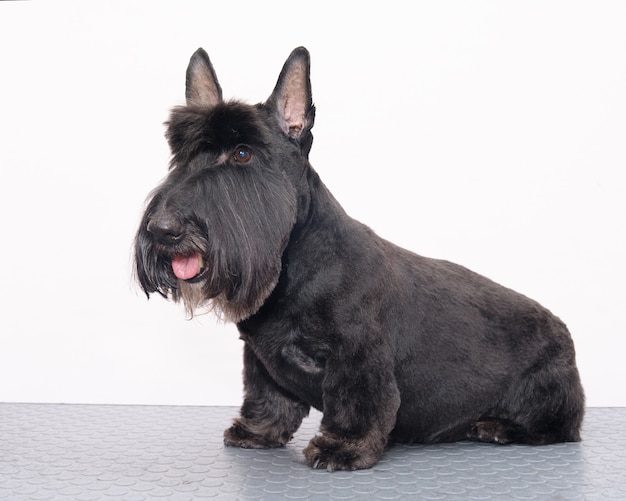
[0,404,625,500]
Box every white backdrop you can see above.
[1,1,624,407]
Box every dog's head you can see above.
[134,47,315,322]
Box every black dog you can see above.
[134,47,584,471]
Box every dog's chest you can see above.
[240,328,326,408]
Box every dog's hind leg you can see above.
[224,345,310,449]
[468,363,584,446]
[467,404,583,446]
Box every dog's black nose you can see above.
[147,215,184,245]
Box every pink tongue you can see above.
[172,254,201,280]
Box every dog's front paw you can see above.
[224,420,290,449]
[303,434,383,471]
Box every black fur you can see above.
[134,47,584,471]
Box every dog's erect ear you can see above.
[267,47,315,145]
[185,48,223,107]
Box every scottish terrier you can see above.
[134,47,584,471]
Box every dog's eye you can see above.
[232,146,252,163]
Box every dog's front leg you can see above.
[304,349,401,471]
[224,344,310,449]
